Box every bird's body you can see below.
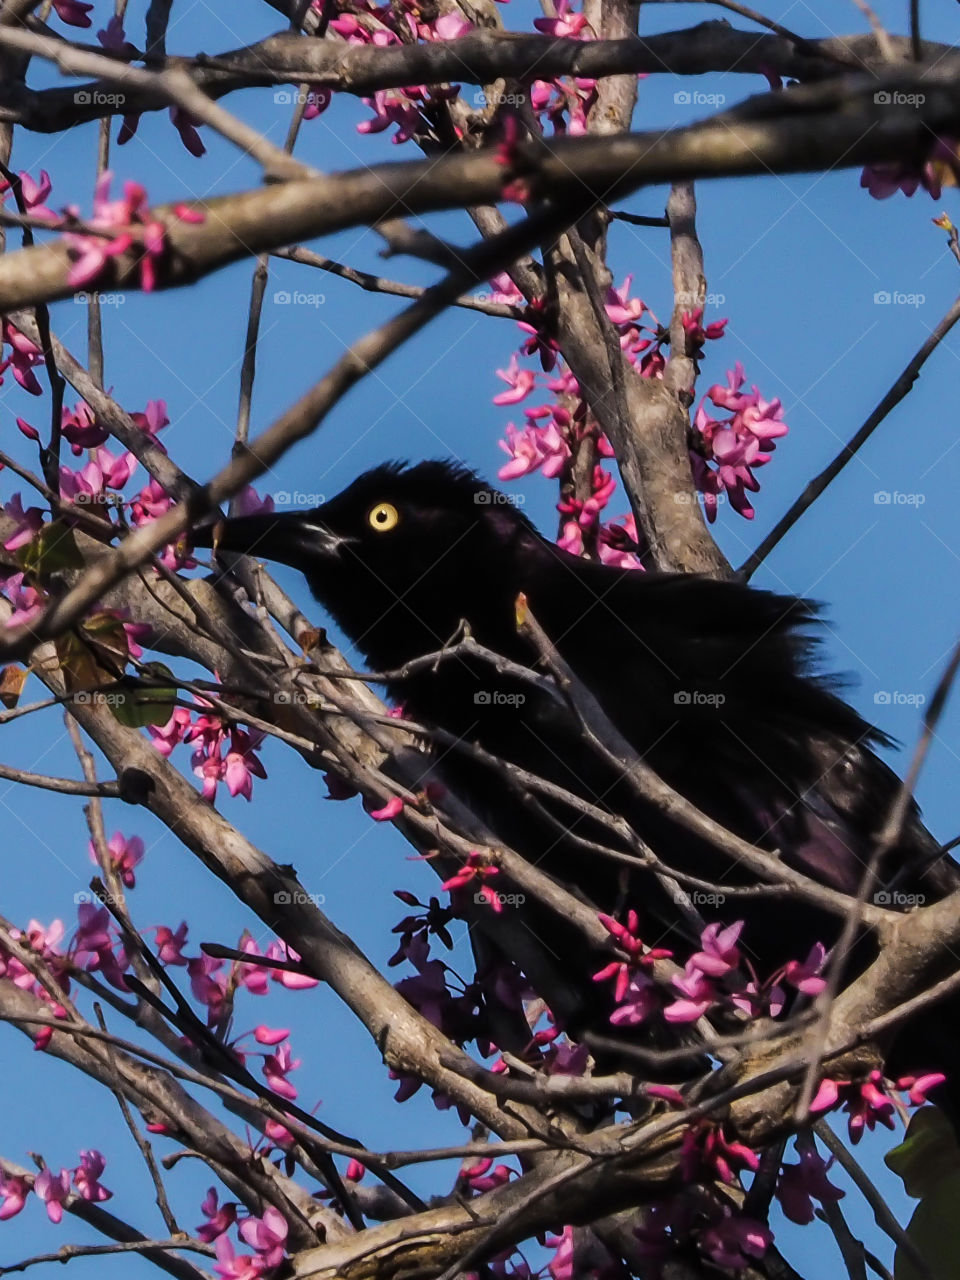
[198,461,958,1090]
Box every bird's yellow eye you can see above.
[367,501,399,533]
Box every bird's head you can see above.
[197,461,539,666]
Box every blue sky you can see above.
[0,0,957,1273]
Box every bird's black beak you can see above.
[193,511,349,567]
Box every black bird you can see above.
[196,461,959,1093]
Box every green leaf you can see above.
[108,665,176,728]
[886,1108,960,1279]
[16,523,83,576]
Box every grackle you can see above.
[195,461,960,1101]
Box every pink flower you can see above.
[681,306,727,349]
[690,920,743,978]
[0,169,57,223]
[497,421,570,481]
[73,1150,111,1202]
[239,1206,288,1268]
[263,1042,301,1101]
[1,320,43,393]
[154,922,188,965]
[61,400,108,454]
[488,272,524,306]
[90,831,144,888]
[370,795,405,821]
[682,1122,759,1185]
[66,172,166,293]
[605,275,644,326]
[430,12,473,39]
[254,1025,289,1045]
[809,1071,896,1143]
[860,140,958,201]
[691,364,788,522]
[608,972,658,1026]
[700,1214,772,1270]
[897,1072,947,1106]
[233,486,274,517]
[1,570,44,627]
[222,729,268,801]
[170,107,205,157]
[188,954,229,1023]
[663,959,716,1023]
[776,1145,844,1224]
[0,1172,29,1220]
[197,1187,237,1242]
[149,707,192,758]
[556,520,583,556]
[493,355,536,405]
[265,941,319,990]
[534,0,590,39]
[52,0,92,26]
[97,15,138,55]
[547,1226,574,1280]
[130,399,170,442]
[442,853,501,911]
[34,1168,71,1223]
[213,1235,267,1280]
[3,495,44,551]
[357,91,422,144]
[781,942,827,996]
[460,1158,513,1194]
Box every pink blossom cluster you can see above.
[442,851,502,911]
[0,1150,111,1224]
[328,1,473,142]
[492,269,790,529]
[690,361,789,521]
[8,396,210,574]
[529,75,598,136]
[205,1198,289,1279]
[149,700,267,803]
[593,914,827,1030]
[493,350,643,566]
[810,1068,946,1143]
[57,171,204,293]
[775,1142,844,1224]
[634,1187,773,1275]
[860,138,960,201]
